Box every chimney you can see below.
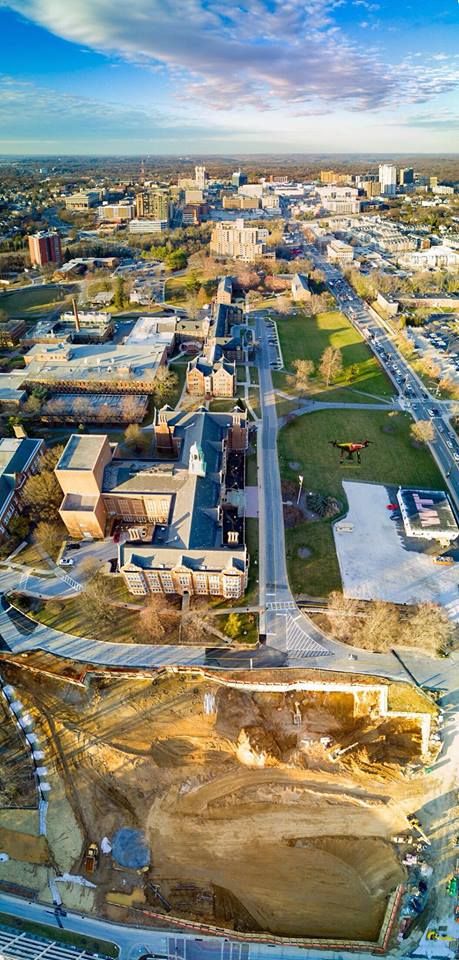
[72,297,80,333]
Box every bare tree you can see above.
[400,602,453,655]
[357,600,401,651]
[124,424,151,454]
[319,346,343,386]
[286,358,314,395]
[410,420,434,445]
[139,593,180,641]
[276,295,292,315]
[324,591,363,643]
[33,520,65,559]
[79,573,118,627]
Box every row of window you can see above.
[123,569,244,598]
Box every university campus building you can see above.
[55,408,249,599]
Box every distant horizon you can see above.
[2,151,459,160]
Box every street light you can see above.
[297,474,304,504]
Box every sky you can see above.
[0,0,458,155]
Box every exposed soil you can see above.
[0,665,439,943]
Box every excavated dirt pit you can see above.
[0,667,436,942]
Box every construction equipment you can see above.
[446,876,458,897]
[427,930,456,941]
[84,842,99,874]
[292,701,302,726]
[148,882,172,913]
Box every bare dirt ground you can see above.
[0,665,442,943]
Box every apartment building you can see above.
[135,189,173,223]
[28,231,62,267]
[320,171,352,185]
[326,239,355,264]
[378,164,397,197]
[97,202,135,222]
[210,219,269,261]
[317,186,361,215]
[0,437,44,537]
[56,409,249,599]
[222,195,260,211]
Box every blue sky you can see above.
[0,0,458,154]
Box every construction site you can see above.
[0,658,449,951]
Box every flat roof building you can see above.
[28,231,62,268]
[21,341,168,394]
[397,487,459,543]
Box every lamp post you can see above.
[297,474,304,504]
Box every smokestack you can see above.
[72,297,80,333]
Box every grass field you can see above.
[0,284,75,317]
[245,516,259,602]
[208,398,238,412]
[168,358,187,407]
[278,407,444,596]
[31,578,142,643]
[273,310,394,402]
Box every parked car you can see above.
[58,557,74,567]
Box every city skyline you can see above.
[0,0,458,154]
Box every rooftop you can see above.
[0,437,42,477]
[57,434,108,472]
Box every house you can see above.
[291,273,312,302]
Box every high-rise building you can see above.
[135,189,172,222]
[429,176,439,190]
[378,164,397,196]
[210,219,269,261]
[232,170,248,188]
[28,231,62,267]
[399,167,414,186]
[195,165,208,189]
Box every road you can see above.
[0,891,411,960]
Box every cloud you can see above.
[1,0,399,111]
[0,74,223,146]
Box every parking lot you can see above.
[263,316,283,370]
[334,480,459,619]
[409,315,459,385]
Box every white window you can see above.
[160,573,175,593]
[194,574,208,594]
[209,575,221,595]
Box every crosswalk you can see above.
[266,599,296,611]
[286,613,330,659]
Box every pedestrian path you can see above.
[286,613,330,659]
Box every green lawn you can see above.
[208,398,238,412]
[278,407,444,596]
[0,912,118,958]
[245,516,259,603]
[0,284,75,317]
[249,366,259,385]
[273,310,394,401]
[246,452,257,485]
[30,579,142,642]
[247,386,261,418]
[217,611,259,644]
[168,358,187,407]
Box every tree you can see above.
[34,520,65,559]
[113,276,126,311]
[410,420,434,445]
[124,423,150,454]
[276,295,292,315]
[139,593,180,641]
[121,395,142,423]
[21,446,65,523]
[23,394,42,416]
[223,612,244,639]
[319,346,343,386]
[400,602,453,655]
[8,515,30,541]
[357,600,401,651]
[79,573,118,627]
[153,366,179,406]
[166,249,187,271]
[325,591,363,643]
[287,358,314,395]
